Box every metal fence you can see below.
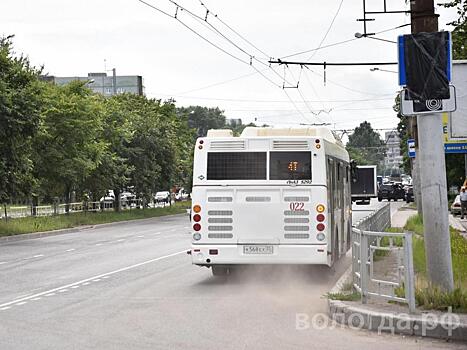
[0,198,173,220]
[352,204,416,313]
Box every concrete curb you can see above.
[0,213,188,244]
[328,299,467,342]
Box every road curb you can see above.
[328,298,467,342]
[0,213,188,244]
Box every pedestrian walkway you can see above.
[390,205,417,228]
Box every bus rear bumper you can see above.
[190,244,329,265]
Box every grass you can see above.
[0,201,191,237]
[326,291,361,302]
[403,214,467,312]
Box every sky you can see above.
[0,0,458,138]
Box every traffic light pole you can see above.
[411,0,454,291]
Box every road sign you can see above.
[407,139,416,158]
[443,113,467,154]
[400,85,456,116]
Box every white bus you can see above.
[189,127,352,276]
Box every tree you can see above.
[393,94,411,174]
[440,0,467,59]
[346,121,385,170]
[33,81,106,205]
[0,36,43,204]
[177,106,226,137]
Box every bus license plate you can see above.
[243,245,273,255]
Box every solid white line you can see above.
[0,262,7,265]
[58,289,68,293]
[33,254,44,258]
[66,249,76,252]
[31,297,42,301]
[0,250,184,309]
[82,282,90,286]
[0,306,11,311]
[16,301,27,306]
[95,243,103,246]
[71,286,80,289]
[92,279,101,282]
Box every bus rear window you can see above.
[207,152,267,180]
[270,151,311,180]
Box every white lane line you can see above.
[66,249,76,252]
[33,254,44,258]
[92,279,101,282]
[137,235,145,238]
[0,250,184,309]
[95,243,103,246]
[0,306,11,311]
[0,262,7,265]
[58,289,68,293]
[31,297,42,301]
[116,239,125,242]
[102,276,110,279]
[71,286,80,289]
[15,301,27,306]
[82,282,90,286]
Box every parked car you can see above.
[155,191,171,204]
[378,183,405,202]
[405,185,414,203]
[451,195,462,216]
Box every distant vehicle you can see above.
[351,165,377,205]
[100,190,115,203]
[405,185,414,203]
[189,127,352,276]
[451,195,462,215]
[175,188,190,201]
[378,183,405,201]
[155,191,171,204]
[376,176,383,187]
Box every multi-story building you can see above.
[41,71,144,96]
[384,131,403,175]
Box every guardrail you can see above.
[0,198,176,220]
[352,204,416,313]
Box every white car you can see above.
[451,195,462,216]
[155,191,171,204]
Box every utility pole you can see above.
[410,0,454,291]
[112,68,117,95]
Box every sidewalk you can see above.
[328,204,467,342]
[450,214,467,239]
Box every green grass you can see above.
[326,291,361,301]
[403,214,467,312]
[0,201,191,237]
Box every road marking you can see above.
[0,307,11,311]
[31,298,42,301]
[137,235,145,238]
[82,282,90,286]
[71,286,80,289]
[102,276,110,279]
[92,279,101,282]
[116,239,125,242]
[95,243,103,246]
[0,251,185,309]
[66,249,76,252]
[58,289,68,293]
[0,262,7,265]
[33,254,44,258]
[15,302,27,306]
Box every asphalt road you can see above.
[0,201,463,350]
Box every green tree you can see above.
[0,36,43,203]
[178,106,226,137]
[33,81,106,205]
[440,0,467,59]
[346,121,385,170]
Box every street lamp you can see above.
[355,32,397,44]
[370,67,398,74]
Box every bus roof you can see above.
[206,126,342,146]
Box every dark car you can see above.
[405,185,414,203]
[378,183,405,202]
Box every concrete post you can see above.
[417,113,454,291]
[412,157,423,216]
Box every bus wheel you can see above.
[212,266,229,276]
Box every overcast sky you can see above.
[1,0,458,137]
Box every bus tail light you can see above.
[316,214,325,222]
[193,205,201,213]
[193,214,201,222]
[317,233,325,241]
[193,223,201,231]
[193,233,201,241]
[316,204,325,213]
[317,223,325,231]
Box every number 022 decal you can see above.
[289,202,305,211]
